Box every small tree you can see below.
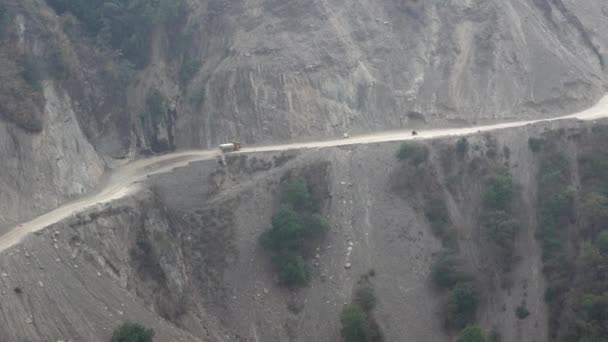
[457,326,486,342]
[430,254,472,289]
[396,143,428,165]
[579,192,608,235]
[447,283,480,329]
[528,137,543,152]
[596,230,608,254]
[483,173,514,211]
[341,304,370,342]
[111,323,154,342]
[515,303,530,319]
[280,255,311,287]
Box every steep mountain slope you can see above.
[1,119,605,341]
[1,0,607,227]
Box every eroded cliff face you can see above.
[1,0,607,225]
[1,120,605,342]
[4,0,608,151]
[0,81,104,228]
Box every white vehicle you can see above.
[219,141,241,153]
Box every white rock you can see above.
[344,263,352,269]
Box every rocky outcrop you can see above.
[0,81,104,228]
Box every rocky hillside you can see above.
[1,0,607,227]
[1,119,606,341]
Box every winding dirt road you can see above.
[1,95,607,252]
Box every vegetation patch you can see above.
[447,283,481,329]
[111,322,154,342]
[340,278,383,342]
[260,180,330,287]
[396,142,428,165]
[431,253,474,289]
[479,168,521,272]
[515,302,530,319]
[457,326,486,342]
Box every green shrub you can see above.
[579,192,608,235]
[259,206,304,254]
[515,303,530,319]
[111,323,154,342]
[282,179,315,211]
[424,198,455,247]
[483,172,514,211]
[457,326,486,342]
[570,293,608,341]
[280,255,311,287]
[528,137,543,152]
[341,304,370,342]
[431,254,472,289]
[481,210,520,270]
[396,143,428,165]
[448,283,480,329]
[259,180,330,287]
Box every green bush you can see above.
[111,323,154,342]
[282,179,316,211]
[457,326,486,342]
[515,303,530,319]
[528,137,543,152]
[280,255,311,287]
[448,283,480,329]
[396,143,428,165]
[424,198,455,247]
[570,293,608,341]
[483,172,514,211]
[579,192,608,235]
[481,210,520,270]
[431,254,472,289]
[259,180,330,287]
[341,304,370,342]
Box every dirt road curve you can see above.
[1,95,607,252]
